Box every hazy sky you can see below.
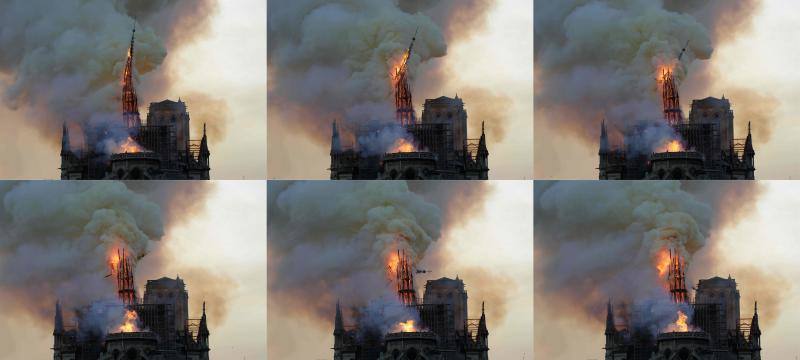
[534,181,800,359]
[267,0,533,180]
[267,181,534,359]
[534,1,800,179]
[0,181,267,359]
[0,1,266,180]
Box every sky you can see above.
[267,0,534,180]
[0,181,267,359]
[0,0,266,180]
[267,181,534,359]
[534,181,800,359]
[534,1,800,179]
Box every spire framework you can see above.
[122,26,141,128]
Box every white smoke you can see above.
[534,0,717,149]
[0,181,164,322]
[534,181,710,331]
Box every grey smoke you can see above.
[534,0,759,148]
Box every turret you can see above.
[749,301,761,349]
[53,300,64,350]
[743,121,755,179]
[331,120,341,154]
[599,118,609,179]
[476,122,489,179]
[477,301,489,348]
[333,300,344,348]
[60,123,71,156]
[604,299,617,359]
[199,123,210,166]
[197,301,210,350]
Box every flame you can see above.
[116,136,147,153]
[654,249,671,278]
[393,320,417,332]
[390,52,410,83]
[665,310,690,332]
[387,251,400,276]
[390,138,416,153]
[657,139,684,153]
[117,310,140,332]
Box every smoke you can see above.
[0,0,218,152]
[268,0,495,149]
[458,86,512,142]
[0,182,164,323]
[535,181,711,331]
[268,181,442,323]
[534,0,762,149]
[267,181,488,329]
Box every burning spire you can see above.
[393,28,418,126]
[122,25,141,128]
[111,248,137,305]
[667,249,688,304]
[660,41,689,126]
[394,248,417,306]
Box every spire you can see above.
[122,25,141,128]
[599,118,609,153]
[478,301,488,335]
[751,301,761,336]
[605,299,616,335]
[61,122,71,155]
[334,300,344,332]
[199,301,210,338]
[200,123,210,159]
[478,121,488,154]
[331,120,341,153]
[745,121,755,155]
[54,300,64,334]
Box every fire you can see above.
[116,136,147,153]
[665,310,690,332]
[117,310,140,332]
[654,249,671,278]
[390,138,416,153]
[390,52,410,83]
[656,139,684,153]
[393,320,417,332]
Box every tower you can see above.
[114,248,137,305]
[476,121,489,180]
[750,301,761,354]
[198,302,210,351]
[598,118,609,179]
[744,122,755,180]
[333,300,344,352]
[395,249,417,306]
[122,26,141,129]
[53,300,64,353]
[668,249,688,303]
[394,29,418,126]
[604,300,617,360]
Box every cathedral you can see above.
[599,67,755,180]
[52,276,210,360]
[329,32,489,180]
[604,276,762,360]
[60,28,210,180]
[333,252,490,360]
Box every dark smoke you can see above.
[267,0,496,150]
[0,0,219,153]
[267,180,492,330]
[534,0,763,150]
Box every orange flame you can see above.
[390,138,416,153]
[665,310,690,332]
[116,136,147,153]
[393,320,417,332]
[654,249,671,278]
[117,310,140,332]
[386,251,400,279]
[657,139,683,153]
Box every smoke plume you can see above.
[534,0,762,149]
[0,0,218,153]
[267,0,495,150]
[268,180,493,333]
[535,181,711,331]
